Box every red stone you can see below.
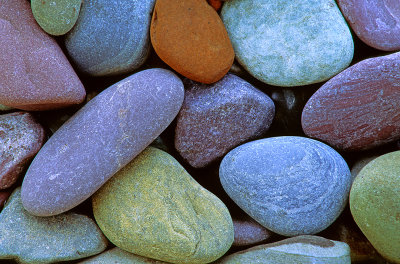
[207,0,222,11]
[0,191,11,210]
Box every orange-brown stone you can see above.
[150,0,234,84]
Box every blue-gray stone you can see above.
[219,136,351,236]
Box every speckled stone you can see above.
[221,0,354,87]
[217,236,351,264]
[65,0,155,76]
[220,136,352,236]
[0,188,108,264]
[0,190,10,210]
[92,147,234,264]
[175,74,275,168]
[337,0,400,51]
[350,151,400,263]
[233,215,272,247]
[302,52,400,151]
[21,68,184,216]
[0,112,45,189]
[31,0,82,36]
[0,0,86,110]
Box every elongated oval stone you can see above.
[93,147,234,264]
[302,52,400,151]
[21,68,184,216]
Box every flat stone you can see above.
[150,0,234,84]
[221,0,354,87]
[0,112,45,189]
[92,147,234,264]
[21,68,184,216]
[350,150,400,263]
[78,247,169,263]
[216,236,351,263]
[337,0,400,51]
[0,188,107,264]
[31,0,82,36]
[233,215,272,247]
[175,74,275,168]
[65,0,155,76]
[220,136,352,236]
[302,52,400,151]
[0,0,86,110]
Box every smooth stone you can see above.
[31,0,82,36]
[0,0,86,110]
[350,155,379,182]
[302,52,400,151]
[150,0,234,84]
[21,68,184,216]
[65,0,155,76]
[0,188,108,264]
[207,0,223,11]
[92,147,234,264]
[221,0,354,87]
[337,0,400,51]
[233,215,272,247]
[0,190,10,210]
[350,151,400,263]
[0,112,45,189]
[220,136,352,236]
[216,236,351,264]
[175,74,275,168]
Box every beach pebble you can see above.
[233,215,273,247]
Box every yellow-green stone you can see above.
[92,147,234,264]
[31,0,81,36]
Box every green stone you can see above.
[31,0,82,36]
[0,104,13,111]
[350,151,400,263]
[92,147,234,264]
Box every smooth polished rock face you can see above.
[0,188,108,264]
[0,0,86,110]
[221,0,354,87]
[21,69,184,216]
[302,52,400,151]
[93,147,234,264]
[65,0,155,76]
[337,0,400,51]
[220,136,352,236]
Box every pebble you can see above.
[150,0,234,84]
[0,112,45,189]
[0,190,10,211]
[219,136,352,236]
[350,150,400,263]
[0,104,13,111]
[350,155,379,182]
[65,0,155,76]
[31,0,82,36]
[92,147,234,264]
[21,68,184,216]
[0,0,86,110]
[302,51,400,151]
[232,215,272,247]
[175,74,275,168]
[0,188,108,264]
[216,235,351,264]
[221,0,354,87]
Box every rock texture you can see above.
[233,215,272,247]
[0,190,10,210]
[92,147,234,264]
[302,52,400,151]
[175,74,275,168]
[21,69,184,216]
[221,0,354,87]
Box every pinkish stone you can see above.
[302,52,400,151]
[338,0,400,51]
[0,0,86,111]
[233,215,272,247]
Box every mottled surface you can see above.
[65,0,155,76]
[93,147,234,264]
[302,52,400,151]
[31,0,82,36]
[216,236,351,264]
[338,0,400,51]
[21,69,184,216]
[220,136,352,236]
[175,74,275,168]
[0,188,107,264]
[150,0,234,84]
[350,151,400,263]
[0,112,45,189]
[221,0,354,87]
[0,0,86,110]
[233,215,272,247]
